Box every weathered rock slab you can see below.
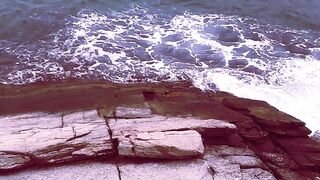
[118,130,204,159]
[0,110,116,171]
[110,115,236,138]
[222,97,306,127]
[118,159,213,180]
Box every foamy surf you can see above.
[0,6,319,132]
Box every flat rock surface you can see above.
[0,162,120,180]
[118,159,213,180]
[110,115,236,138]
[118,130,204,159]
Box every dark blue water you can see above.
[1,0,320,130]
[1,0,320,41]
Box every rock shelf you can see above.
[0,82,319,179]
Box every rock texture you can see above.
[109,115,236,138]
[204,145,275,180]
[118,130,204,159]
[0,110,116,171]
[0,82,319,179]
[118,159,213,180]
[1,162,120,180]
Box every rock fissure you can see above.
[116,165,122,180]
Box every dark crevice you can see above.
[104,119,113,140]
[60,116,64,128]
[116,165,122,180]
[66,127,92,142]
[129,139,137,156]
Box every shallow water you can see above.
[0,0,320,131]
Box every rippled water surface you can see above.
[1,0,320,131]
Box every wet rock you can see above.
[191,44,212,53]
[118,159,213,180]
[109,115,236,138]
[259,152,299,169]
[233,45,251,56]
[245,49,260,59]
[276,136,320,153]
[134,51,152,61]
[299,170,320,180]
[115,107,152,118]
[172,48,196,63]
[242,65,264,75]
[0,110,116,171]
[286,44,311,55]
[245,32,263,41]
[241,168,277,180]
[0,52,18,66]
[155,45,196,63]
[217,26,242,43]
[162,34,184,42]
[222,97,272,111]
[222,97,306,128]
[272,137,320,169]
[262,125,311,137]
[228,59,249,68]
[272,168,307,180]
[118,130,204,159]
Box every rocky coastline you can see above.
[0,81,319,179]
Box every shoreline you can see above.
[0,81,319,179]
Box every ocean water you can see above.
[0,0,320,132]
